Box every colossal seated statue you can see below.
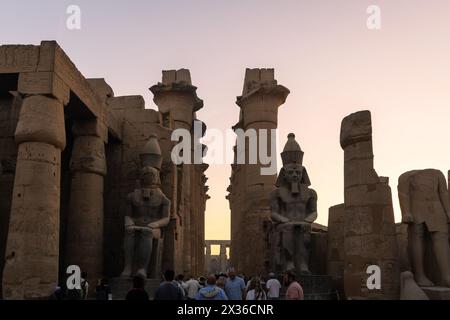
[270,134,318,275]
[121,136,171,279]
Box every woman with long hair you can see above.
[245,277,267,301]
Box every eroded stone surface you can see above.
[340,110,399,300]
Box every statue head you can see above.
[140,166,161,188]
[276,134,311,193]
[140,135,163,170]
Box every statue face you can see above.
[140,166,160,187]
[283,164,303,184]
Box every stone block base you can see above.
[109,278,161,300]
[297,275,336,300]
[422,287,450,300]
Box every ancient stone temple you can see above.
[0,41,209,299]
[227,68,290,276]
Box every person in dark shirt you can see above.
[154,270,183,300]
[126,276,149,301]
[96,278,112,300]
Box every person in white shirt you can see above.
[184,276,202,300]
[246,277,267,301]
[266,273,281,300]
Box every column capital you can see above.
[15,95,66,149]
[235,68,289,129]
[150,69,203,129]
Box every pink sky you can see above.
[1,0,450,241]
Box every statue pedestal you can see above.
[294,275,336,300]
[422,287,450,300]
[109,277,161,300]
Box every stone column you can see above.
[205,244,211,274]
[0,94,22,299]
[219,244,227,272]
[2,95,66,299]
[64,119,107,288]
[340,110,399,300]
[230,68,289,276]
[150,69,203,275]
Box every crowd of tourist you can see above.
[49,268,304,301]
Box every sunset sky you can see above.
[2,0,450,242]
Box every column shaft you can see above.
[2,95,65,299]
[65,132,106,289]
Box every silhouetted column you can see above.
[64,119,107,289]
[2,95,66,299]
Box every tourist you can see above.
[81,271,89,300]
[49,285,65,300]
[175,274,187,298]
[126,276,149,301]
[184,275,202,300]
[246,277,267,301]
[195,275,228,300]
[154,270,184,300]
[266,272,281,300]
[284,271,304,300]
[198,276,206,288]
[95,278,112,300]
[224,268,246,300]
[216,276,227,291]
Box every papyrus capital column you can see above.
[65,119,107,289]
[2,94,66,299]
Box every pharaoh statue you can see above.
[270,133,318,275]
[121,135,171,279]
[398,169,450,287]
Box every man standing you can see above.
[126,276,149,301]
[154,270,184,300]
[184,275,202,300]
[284,271,304,300]
[224,268,246,300]
[196,275,228,300]
[266,273,281,300]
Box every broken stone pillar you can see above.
[229,68,289,276]
[64,119,107,288]
[340,110,399,300]
[327,204,345,296]
[2,95,66,299]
